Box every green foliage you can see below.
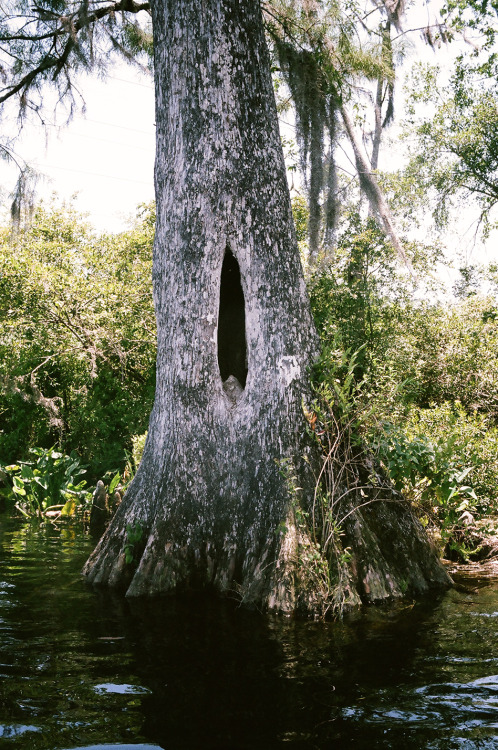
[441,0,498,53]
[307,343,386,543]
[0,446,91,517]
[101,448,136,500]
[311,269,498,427]
[308,210,498,562]
[399,59,498,234]
[399,404,498,515]
[291,194,309,244]
[0,198,156,478]
[308,211,423,385]
[382,296,498,415]
[131,432,147,470]
[0,0,153,117]
[377,423,476,519]
[374,402,498,559]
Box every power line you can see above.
[38,162,153,186]
[53,128,155,152]
[83,116,155,137]
[108,73,154,90]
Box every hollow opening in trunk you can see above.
[218,247,247,392]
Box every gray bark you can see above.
[371,77,383,175]
[83,0,320,611]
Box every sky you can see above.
[2,65,156,233]
[0,4,496,276]
[0,3,437,237]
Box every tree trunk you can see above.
[83,0,321,611]
[83,0,450,614]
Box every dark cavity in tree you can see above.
[217,248,247,389]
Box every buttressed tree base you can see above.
[83,0,451,615]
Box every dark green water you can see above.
[1,516,498,750]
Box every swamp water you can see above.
[1,515,498,749]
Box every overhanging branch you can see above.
[0,0,151,105]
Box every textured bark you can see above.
[83,0,449,614]
[342,497,451,602]
[83,0,320,610]
[370,77,383,175]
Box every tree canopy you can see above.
[0,0,152,114]
[2,0,498,260]
[0,199,156,475]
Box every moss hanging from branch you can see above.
[274,38,340,260]
[380,22,395,130]
[268,3,406,267]
[10,166,40,234]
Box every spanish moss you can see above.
[274,39,339,260]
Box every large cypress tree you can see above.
[1,0,450,614]
[83,0,324,610]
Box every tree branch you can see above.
[340,104,413,272]
[0,0,150,105]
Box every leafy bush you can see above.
[0,199,156,478]
[373,403,498,559]
[403,403,498,515]
[307,212,498,561]
[381,297,498,416]
[0,446,91,517]
[131,432,147,470]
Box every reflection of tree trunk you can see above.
[83,0,321,611]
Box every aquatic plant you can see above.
[0,446,91,519]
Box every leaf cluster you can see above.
[0,0,152,121]
[0,198,156,477]
[308,212,498,560]
[398,59,498,234]
[0,445,91,517]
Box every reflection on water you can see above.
[1,516,498,749]
[93,685,153,696]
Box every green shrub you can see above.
[0,199,156,478]
[374,403,498,558]
[132,432,147,470]
[0,446,91,517]
[307,212,498,561]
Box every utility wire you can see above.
[49,128,155,152]
[108,74,154,90]
[38,162,153,186]
[83,116,155,136]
